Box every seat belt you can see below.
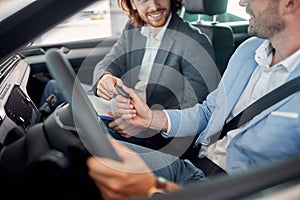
[190,76,300,177]
[219,75,300,140]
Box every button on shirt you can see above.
[207,40,300,171]
[134,14,172,102]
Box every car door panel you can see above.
[23,37,118,106]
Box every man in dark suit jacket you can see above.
[93,13,217,109]
[40,0,219,155]
[93,0,219,155]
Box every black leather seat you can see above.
[183,0,234,75]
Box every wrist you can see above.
[147,176,168,197]
[148,110,168,132]
[147,176,181,197]
[146,109,153,128]
[101,73,112,79]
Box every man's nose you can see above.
[239,0,248,7]
[148,0,161,10]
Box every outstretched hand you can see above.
[115,83,153,129]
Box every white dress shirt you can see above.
[134,13,172,102]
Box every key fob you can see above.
[115,85,130,99]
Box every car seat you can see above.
[182,0,235,75]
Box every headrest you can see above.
[183,0,228,15]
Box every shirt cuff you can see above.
[159,110,171,138]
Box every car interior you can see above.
[181,0,250,75]
[182,0,234,75]
[0,0,299,199]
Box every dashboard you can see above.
[0,55,39,145]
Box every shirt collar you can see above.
[255,40,300,73]
[255,40,275,67]
[140,12,172,41]
[280,48,300,73]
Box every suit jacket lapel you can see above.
[225,59,257,118]
[128,27,146,86]
[204,52,258,141]
[131,27,146,69]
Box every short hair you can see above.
[118,0,182,27]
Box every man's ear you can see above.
[282,0,300,14]
[130,0,137,10]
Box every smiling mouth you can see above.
[148,11,164,20]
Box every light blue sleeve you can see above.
[164,89,218,138]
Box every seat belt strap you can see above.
[218,76,300,140]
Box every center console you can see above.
[0,55,40,145]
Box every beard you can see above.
[247,2,285,39]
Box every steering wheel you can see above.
[0,49,121,199]
[44,48,121,161]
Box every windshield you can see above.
[0,0,35,22]
[32,0,112,46]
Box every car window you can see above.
[0,0,35,22]
[227,0,249,20]
[31,0,128,46]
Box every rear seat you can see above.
[182,0,235,75]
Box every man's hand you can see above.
[108,117,148,138]
[96,74,120,100]
[115,84,153,128]
[115,83,168,132]
[86,140,156,200]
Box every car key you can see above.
[115,85,130,99]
